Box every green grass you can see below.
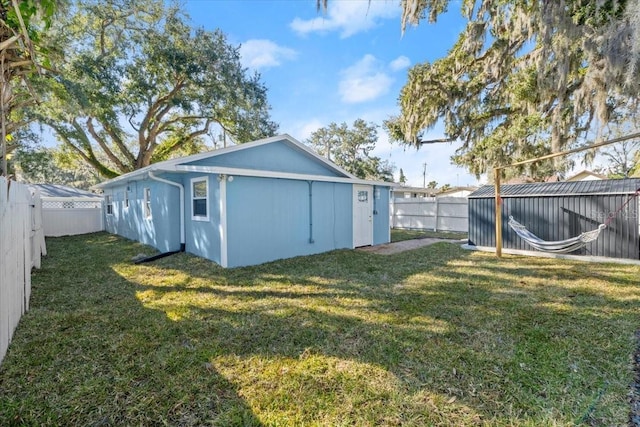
[391,228,468,242]
[1,232,638,426]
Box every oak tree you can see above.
[35,0,277,178]
[319,0,640,179]
[306,119,395,181]
[389,0,640,178]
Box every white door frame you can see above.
[353,184,373,247]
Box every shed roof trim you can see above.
[469,178,640,198]
[164,164,393,186]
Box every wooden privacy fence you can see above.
[391,196,469,232]
[0,177,46,365]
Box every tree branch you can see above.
[86,117,130,173]
[102,121,135,166]
[156,115,209,135]
[418,137,456,144]
[49,122,119,178]
[138,79,185,153]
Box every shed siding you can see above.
[469,194,639,259]
[182,173,222,264]
[184,140,339,177]
[225,176,352,267]
[373,186,390,245]
[104,178,181,253]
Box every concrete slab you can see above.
[463,244,640,266]
[357,238,458,255]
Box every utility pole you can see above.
[422,163,427,188]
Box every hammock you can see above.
[507,216,606,254]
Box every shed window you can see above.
[105,195,113,215]
[124,189,129,208]
[144,187,151,219]
[191,177,209,221]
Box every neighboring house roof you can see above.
[95,134,393,189]
[436,186,478,196]
[565,170,607,181]
[28,184,101,199]
[393,186,436,193]
[503,175,561,185]
[469,178,640,198]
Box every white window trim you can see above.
[143,187,152,219]
[124,189,129,209]
[191,176,209,221]
[105,194,113,215]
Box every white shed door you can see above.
[353,185,373,247]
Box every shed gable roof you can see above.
[95,134,368,189]
[181,138,344,177]
[469,178,640,198]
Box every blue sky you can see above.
[184,0,484,188]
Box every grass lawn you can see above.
[391,228,468,242]
[1,232,638,426]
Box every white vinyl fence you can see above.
[391,196,469,232]
[41,197,103,236]
[1,177,46,365]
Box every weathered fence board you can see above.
[0,177,45,365]
[391,196,468,232]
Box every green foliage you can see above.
[631,150,640,177]
[592,103,640,178]
[3,0,57,39]
[0,0,59,175]
[34,0,277,178]
[398,168,407,184]
[13,145,100,188]
[306,119,395,181]
[385,0,638,180]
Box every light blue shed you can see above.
[95,134,392,267]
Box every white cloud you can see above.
[239,39,297,70]
[339,54,393,103]
[389,55,411,71]
[290,0,399,38]
[296,119,324,141]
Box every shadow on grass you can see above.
[1,232,638,425]
[0,233,263,426]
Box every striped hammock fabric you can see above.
[507,216,606,254]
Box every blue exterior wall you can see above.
[185,140,339,177]
[225,176,353,267]
[372,185,391,245]
[104,177,181,253]
[100,138,392,267]
[181,173,222,264]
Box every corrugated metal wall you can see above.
[469,195,639,259]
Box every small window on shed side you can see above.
[105,195,113,215]
[191,177,209,221]
[144,187,152,219]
